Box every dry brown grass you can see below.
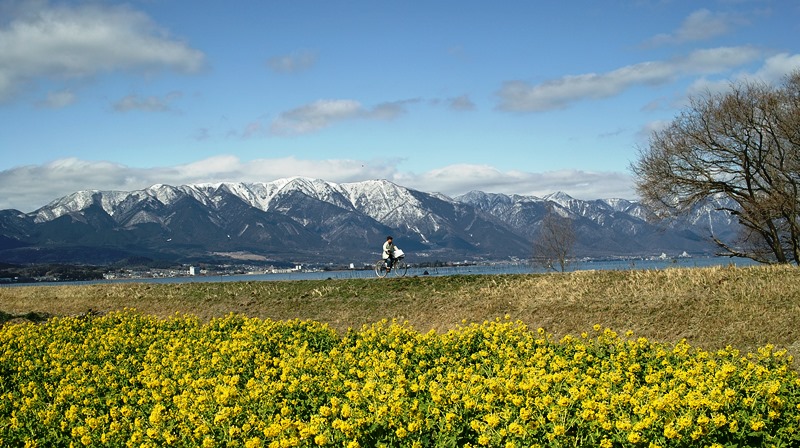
[2,264,799,364]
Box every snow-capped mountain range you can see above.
[0,177,739,266]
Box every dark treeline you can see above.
[0,263,106,283]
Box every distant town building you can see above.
[189,266,197,276]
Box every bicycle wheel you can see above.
[392,258,408,277]
[375,259,389,278]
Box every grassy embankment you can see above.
[1,264,799,365]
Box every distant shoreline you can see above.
[0,255,756,288]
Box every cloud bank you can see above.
[0,157,636,212]
[0,1,205,103]
[269,99,418,135]
[496,46,762,112]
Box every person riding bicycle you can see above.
[382,236,396,271]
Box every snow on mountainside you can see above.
[31,177,442,233]
[455,189,742,257]
[1,177,744,265]
[34,178,646,228]
[455,191,517,213]
[340,179,421,223]
[457,190,648,230]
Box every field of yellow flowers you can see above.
[2,310,799,447]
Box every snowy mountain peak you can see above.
[29,180,654,230]
[33,190,100,223]
[4,177,740,265]
[543,191,575,204]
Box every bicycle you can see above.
[375,256,408,278]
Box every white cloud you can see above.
[645,9,743,47]
[397,165,635,200]
[750,53,800,83]
[0,159,145,212]
[270,99,416,135]
[270,99,363,135]
[267,50,318,74]
[496,46,762,112]
[684,77,734,99]
[685,47,762,72]
[0,1,205,102]
[639,53,800,143]
[683,52,800,102]
[0,157,636,212]
[366,99,418,120]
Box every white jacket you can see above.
[382,241,395,259]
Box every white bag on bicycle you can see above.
[394,248,404,258]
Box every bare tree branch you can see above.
[532,207,576,272]
[631,70,800,265]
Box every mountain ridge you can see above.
[0,177,736,266]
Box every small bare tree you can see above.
[631,71,800,265]
[532,207,575,272]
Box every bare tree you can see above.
[532,207,576,272]
[631,71,800,265]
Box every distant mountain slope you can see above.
[454,190,721,258]
[0,177,738,265]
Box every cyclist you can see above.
[382,236,396,271]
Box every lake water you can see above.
[21,256,757,287]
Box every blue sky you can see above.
[2,0,799,212]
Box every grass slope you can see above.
[2,264,799,365]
